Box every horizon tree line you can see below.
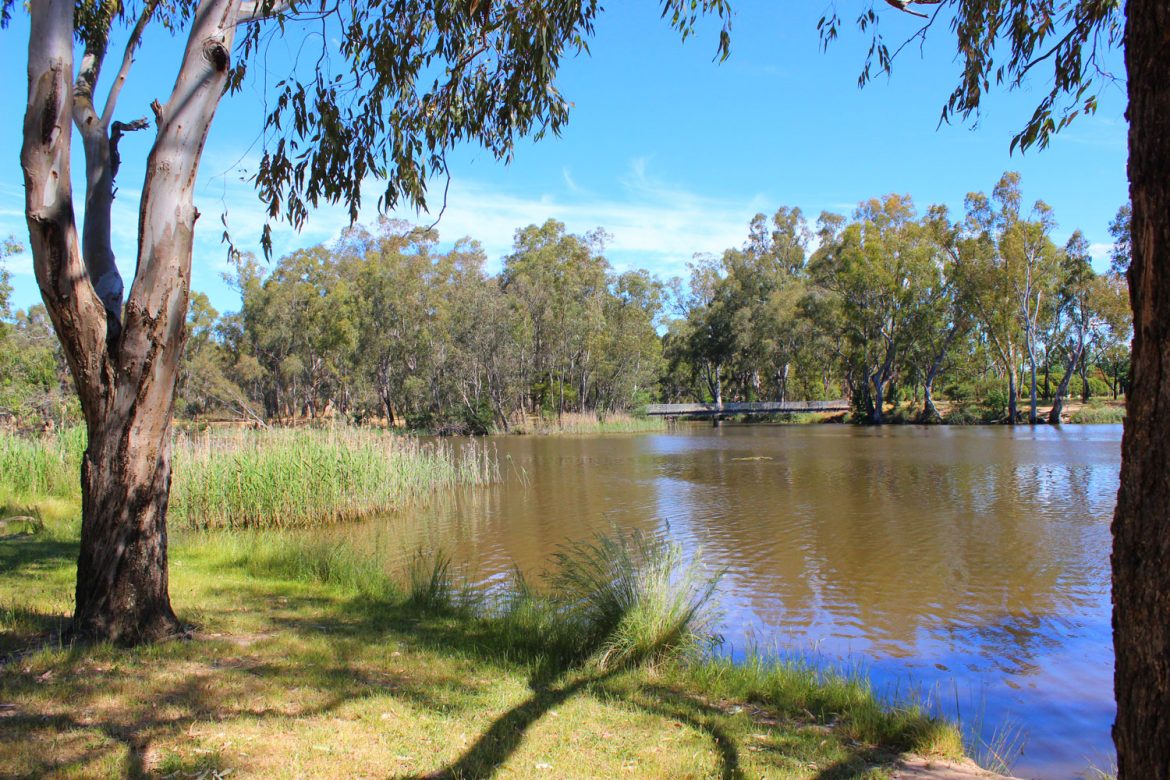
[2,173,1131,432]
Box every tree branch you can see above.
[101,0,161,127]
[23,0,113,419]
[236,0,295,25]
[883,0,945,17]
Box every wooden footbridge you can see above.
[645,400,849,418]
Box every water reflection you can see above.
[345,424,1119,779]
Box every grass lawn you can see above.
[0,495,967,779]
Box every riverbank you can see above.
[0,489,988,778]
[688,398,1126,426]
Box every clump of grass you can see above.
[1070,404,1126,424]
[170,428,498,530]
[545,531,721,670]
[944,404,983,425]
[404,550,480,614]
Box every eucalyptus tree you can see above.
[736,207,811,401]
[348,221,445,426]
[677,254,739,409]
[809,194,934,424]
[913,205,974,421]
[0,237,16,328]
[960,174,1058,424]
[10,0,731,643]
[594,270,665,413]
[501,220,611,417]
[1047,231,1097,422]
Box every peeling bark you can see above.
[23,0,243,643]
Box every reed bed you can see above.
[512,411,665,435]
[0,427,84,499]
[0,427,497,530]
[170,428,498,530]
[1069,403,1126,424]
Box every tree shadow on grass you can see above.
[1,576,925,779]
[0,530,76,580]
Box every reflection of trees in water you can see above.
[653,428,1115,670]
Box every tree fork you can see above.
[23,0,243,644]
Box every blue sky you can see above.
[0,3,1128,316]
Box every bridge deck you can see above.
[645,400,849,416]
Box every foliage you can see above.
[819,0,1123,153]
[229,0,731,253]
[543,530,722,670]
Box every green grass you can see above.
[0,505,970,778]
[0,426,85,499]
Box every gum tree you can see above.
[9,0,730,644]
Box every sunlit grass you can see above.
[0,426,85,499]
[1,511,970,778]
[1069,403,1126,424]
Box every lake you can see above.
[357,423,1120,778]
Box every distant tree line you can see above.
[180,218,665,433]
[664,173,1132,425]
[0,173,1131,431]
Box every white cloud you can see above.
[399,162,770,277]
[181,154,772,281]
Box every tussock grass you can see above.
[404,550,482,614]
[541,531,721,670]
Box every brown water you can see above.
[362,424,1120,778]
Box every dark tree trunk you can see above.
[74,414,182,642]
[1113,1,1170,775]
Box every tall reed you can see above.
[0,427,84,499]
[510,412,665,436]
[170,428,498,530]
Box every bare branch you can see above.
[110,118,150,182]
[101,0,161,128]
